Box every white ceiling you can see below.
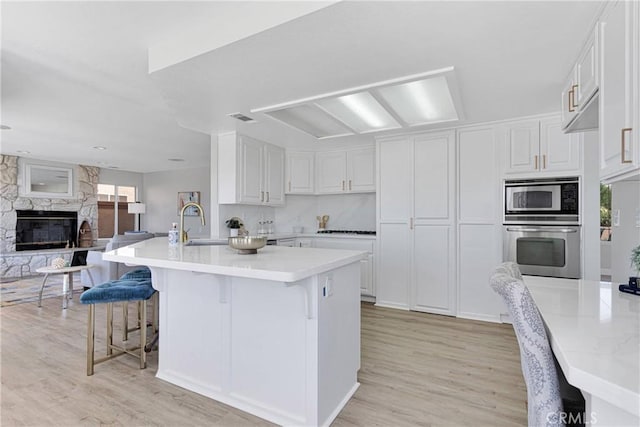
[1,1,603,173]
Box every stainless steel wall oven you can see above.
[503,177,581,279]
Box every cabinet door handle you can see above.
[568,89,575,113]
[349,180,352,191]
[571,84,579,109]
[622,128,633,164]
[261,191,264,202]
[266,191,270,202]
[409,217,414,230]
[534,155,538,170]
[288,181,291,192]
[342,180,345,191]
[542,154,547,169]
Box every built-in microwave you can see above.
[504,177,579,224]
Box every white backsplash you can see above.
[219,204,275,236]
[218,194,376,236]
[274,194,376,233]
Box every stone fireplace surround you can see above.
[0,155,99,278]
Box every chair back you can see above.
[490,265,562,427]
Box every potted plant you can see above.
[225,218,243,237]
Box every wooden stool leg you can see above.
[107,302,113,356]
[122,302,129,341]
[140,300,147,369]
[87,304,95,376]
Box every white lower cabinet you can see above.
[312,238,375,297]
[376,131,456,315]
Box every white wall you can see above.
[582,131,600,281]
[143,166,211,237]
[610,179,640,283]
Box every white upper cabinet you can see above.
[316,146,375,194]
[599,0,639,182]
[286,152,315,194]
[504,117,581,175]
[539,117,581,173]
[218,133,285,206]
[561,27,600,133]
[504,120,540,174]
[346,147,376,193]
[264,143,285,205]
[561,69,579,130]
[316,151,346,193]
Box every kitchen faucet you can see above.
[179,202,205,243]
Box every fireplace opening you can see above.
[16,210,78,251]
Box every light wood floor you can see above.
[1,296,527,426]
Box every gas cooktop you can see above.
[317,230,376,235]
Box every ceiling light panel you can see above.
[377,76,458,126]
[316,92,400,134]
[266,104,353,139]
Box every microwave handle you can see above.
[506,227,578,233]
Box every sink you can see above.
[185,239,228,246]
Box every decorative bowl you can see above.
[228,236,267,254]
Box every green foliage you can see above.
[600,184,612,227]
[225,218,242,229]
[631,245,640,275]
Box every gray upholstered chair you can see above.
[490,266,563,426]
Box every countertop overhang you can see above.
[103,237,367,282]
[524,276,640,417]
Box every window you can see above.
[600,183,611,241]
[97,184,137,237]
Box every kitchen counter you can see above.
[524,276,640,426]
[102,237,363,426]
[104,237,366,282]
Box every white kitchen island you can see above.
[103,237,365,426]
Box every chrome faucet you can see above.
[179,202,205,243]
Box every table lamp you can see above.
[128,201,146,231]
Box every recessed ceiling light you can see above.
[93,146,107,150]
[16,150,30,154]
[168,158,185,162]
[1,125,11,130]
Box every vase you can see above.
[230,228,239,237]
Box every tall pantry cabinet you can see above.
[376,131,456,315]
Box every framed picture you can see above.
[177,191,201,216]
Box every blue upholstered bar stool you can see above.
[80,268,155,376]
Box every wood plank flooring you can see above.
[1,296,527,426]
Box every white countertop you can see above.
[246,233,376,241]
[524,276,640,417]
[103,237,366,283]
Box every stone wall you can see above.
[0,155,100,277]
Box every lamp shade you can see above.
[128,202,146,214]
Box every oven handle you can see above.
[506,227,578,233]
